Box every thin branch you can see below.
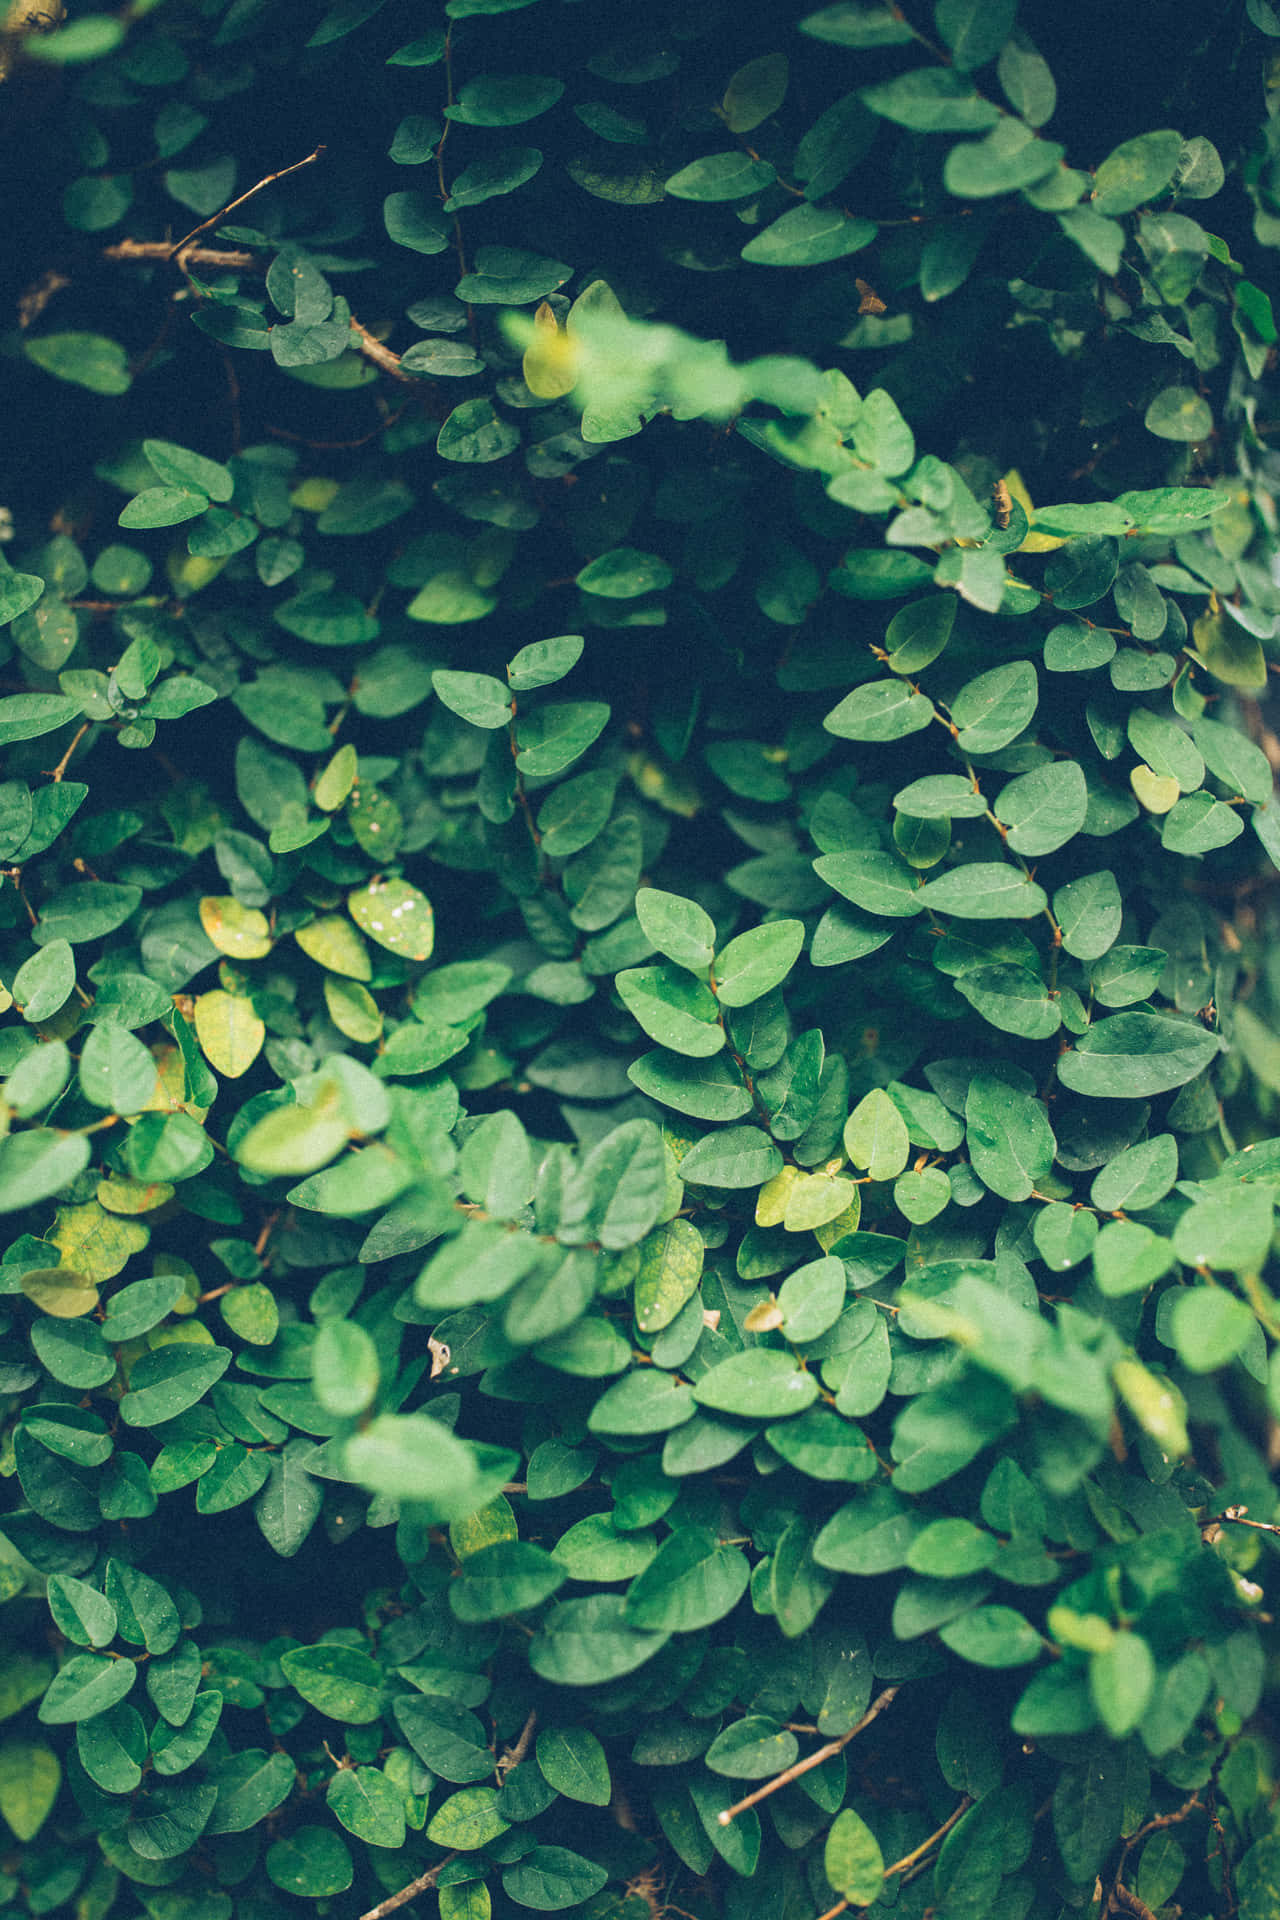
[717,1686,899,1826]
[104,239,257,270]
[47,721,91,783]
[348,317,417,385]
[358,1852,458,1920]
[813,1798,972,1920]
[497,1708,537,1776]
[167,144,326,258]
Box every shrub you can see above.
[1,3,1280,1918]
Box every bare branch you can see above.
[167,144,326,258]
[717,1686,899,1827]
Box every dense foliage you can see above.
[3,3,1280,1918]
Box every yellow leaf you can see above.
[193,989,265,1078]
[523,300,579,399]
[295,914,373,980]
[756,1166,798,1227]
[1130,764,1180,814]
[323,975,382,1043]
[347,878,434,961]
[49,1201,148,1282]
[198,895,273,960]
[97,1176,174,1215]
[1002,467,1066,553]
[315,743,358,813]
[450,1495,518,1561]
[21,1267,99,1318]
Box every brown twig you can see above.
[167,145,326,258]
[358,1853,459,1920]
[348,318,416,385]
[814,1798,972,1920]
[497,1708,537,1776]
[47,721,91,783]
[104,240,257,270]
[717,1686,899,1826]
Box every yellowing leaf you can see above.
[198,895,273,960]
[0,1738,61,1842]
[1191,607,1268,690]
[323,975,383,1043]
[787,1173,861,1233]
[21,1267,100,1318]
[296,914,373,980]
[523,300,579,399]
[756,1165,798,1227]
[347,879,434,961]
[449,1495,518,1561]
[315,742,358,812]
[1130,765,1180,814]
[97,1176,175,1215]
[193,990,266,1078]
[49,1202,148,1281]
[1003,468,1065,552]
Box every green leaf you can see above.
[1145,386,1214,442]
[713,920,804,1007]
[384,190,450,253]
[531,1594,670,1684]
[455,245,573,304]
[576,548,674,598]
[0,1738,60,1841]
[624,1527,751,1631]
[445,145,542,210]
[966,1074,1055,1202]
[693,1349,820,1418]
[0,1130,90,1211]
[119,486,210,530]
[348,878,434,959]
[679,1127,783,1188]
[450,1541,567,1621]
[280,1644,383,1722]
[120,1346,232,1427]
[1092,128,1183,215]
[328,1766,406,1848]
[952,660,1038,752]
[844,1088,910,1181]
[343,1413,487,1512]
[432,669,514,728]
[741,204,877,266]
[617,965,723,1057]
[801,4,914,47]
[536,1726,611,1805]
[916,863,1048,920]
[78,1024,158,1114]
[1090,1631,1156,1737]
[861,69,1002,132]
[507,634,584,689]
[0,692,81,746]
[1058,1012,1222,1098]
[1053,1751,1125,1881]
[944,120,1064,197]
[825,1807,885,1905]
[665,153,776,201]
[502,1847,608,1912]
[437,397,521,462]
[1166,1285,1257,1371]
[824,679,936,741]
[24,331,131,395]
[634,888,716,973]
[266,1826,354,1899]
[38,1651,137,1725]
[994,761,1088,855]
[312,1318,379,1417]
[938,1604,1042,1667]
[446,74,565,126]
